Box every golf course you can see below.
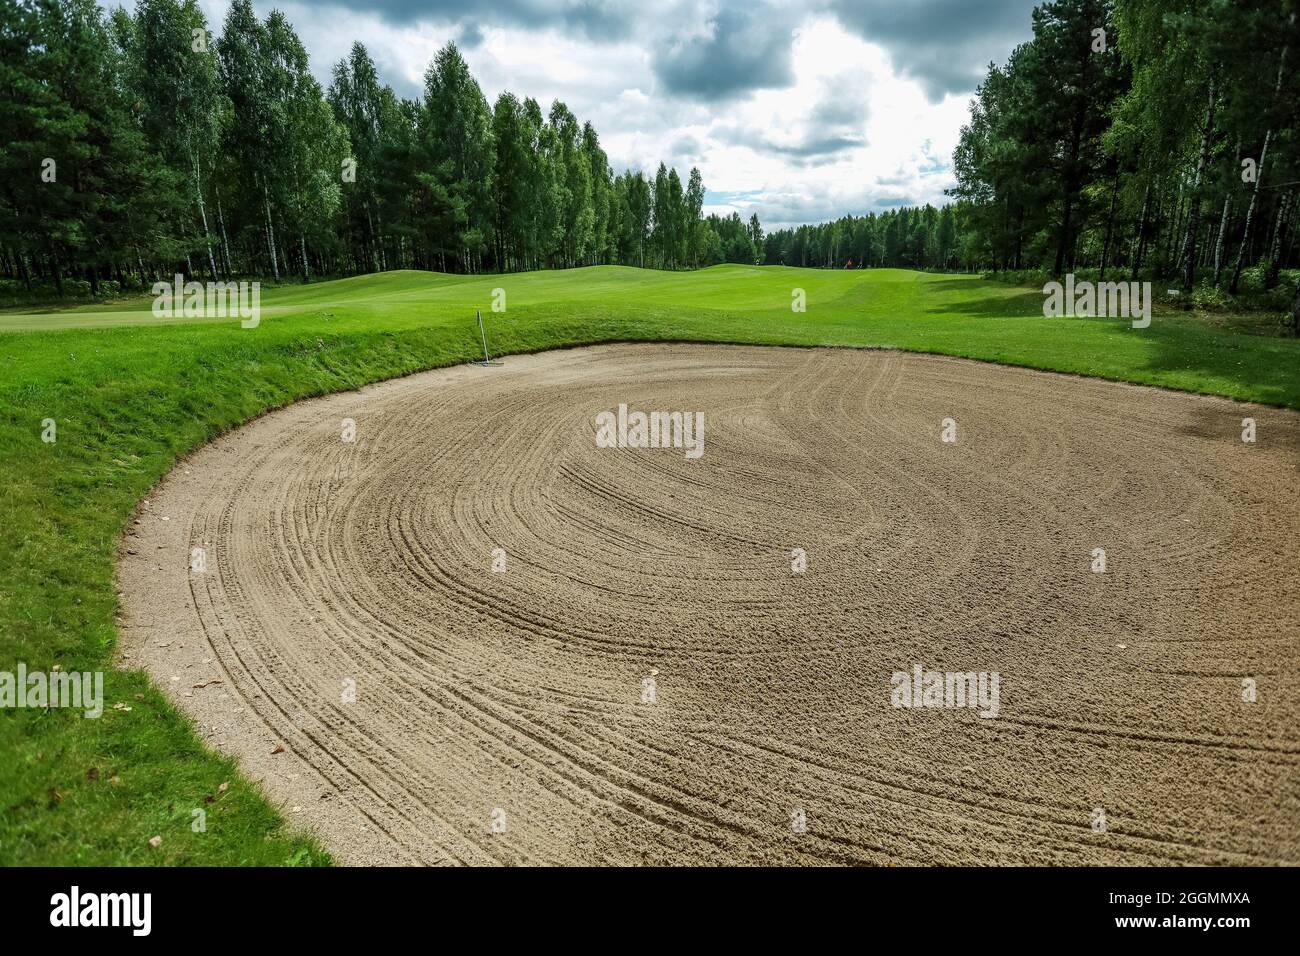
[2,264,1298,865]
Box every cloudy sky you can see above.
[196,0,1038,230]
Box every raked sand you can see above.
[118,344,1300,865]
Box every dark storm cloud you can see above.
[302,0,1035,102]
[651,6,798,100]
[321,0,638,40]
[306,0,1034,102]
[716,124,865,166]
[765,134,866,165]
[827,0,1037,99]
[457,21,486,49]
[307,0,799,100]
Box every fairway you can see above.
[2,266,880,331]
[4,266,1299,407]
[119,344,1299,865]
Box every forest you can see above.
[953,0,1298,296]
[762,205,964,271]
[767,0,1300,313]
[3,0,1297,313]
[1,0,770,296]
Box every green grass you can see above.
[2,264,1297,866]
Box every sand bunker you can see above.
[118,344,1300,864]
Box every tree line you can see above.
[766,0,1299,325]
[950,0,1299,295]
[6,0,1295,307]
[762,205,964,270]
[0,0,750,297]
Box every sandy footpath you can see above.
[118,344,1300,865]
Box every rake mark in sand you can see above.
[119,345,1300,865]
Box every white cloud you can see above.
[198,0,1031,230]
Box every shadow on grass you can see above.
[915,274,1300,408]
[1090,311,1300,409]
[920,274,1044,318]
